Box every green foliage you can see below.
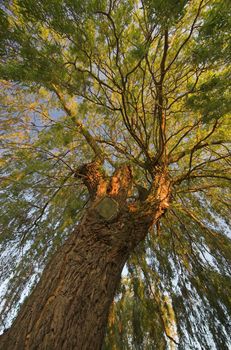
[145,0,189,26]
[187,70,231,122]
[193,0,231,64]
[0,0,231,348]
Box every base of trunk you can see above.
[0,208,148,350]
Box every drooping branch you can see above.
[52,85,105,163]
[20,173,73,244]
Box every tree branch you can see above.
[52,85,105,163]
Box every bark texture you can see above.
[0,163,170,350]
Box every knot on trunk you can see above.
[95,196,119,222]
[93,165,133,222]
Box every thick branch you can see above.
[52,85,104,162]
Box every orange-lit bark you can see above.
[0,163,170,350]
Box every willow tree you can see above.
[0,0,230,349]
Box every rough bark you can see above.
[0,163,170,350]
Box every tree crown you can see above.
[0,0,231,348]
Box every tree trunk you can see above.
[0,163,170,349]
[0,209,150,350]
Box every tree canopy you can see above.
[0,0,231,348]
